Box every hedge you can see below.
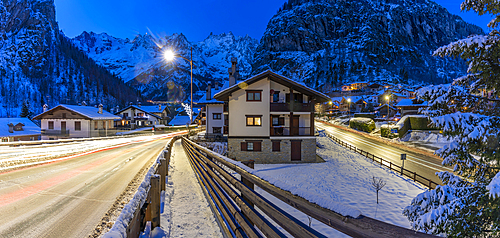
[349,118,376,133]
[381,124,399,139]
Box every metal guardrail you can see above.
[323,131,439,190]
[181,137,438,238]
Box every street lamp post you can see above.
[347,98,351,119]
[385,95,390,125]
[164,47,194,124]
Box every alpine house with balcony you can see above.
[213,70,330,163]
[33,104,120,140]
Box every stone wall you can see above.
[228,138,316,163]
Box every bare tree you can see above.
[371,176,386,204]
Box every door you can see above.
[291,140,301,161]
[291,115,300,135]
[60,121,66,136]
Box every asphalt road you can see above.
[316,122,453,186]
[0,135,172,238]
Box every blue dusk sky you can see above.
[54,0,493,42]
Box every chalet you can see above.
[0,118,40,142]
[396,99,428,116]
[340,96,366,113]
[341,82,369,92]
[115,103,170,128]
[213,71,330,163]
[33,104,120,140]
[375,104,398,118]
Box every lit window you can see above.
[246,116,262,126]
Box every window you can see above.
[272,140,280,152]
[272,116,284,126]
[273,92,280,102]
[123,113,128,118]
[48,121,54,129]
[75,121,81,131]
[95,121,98,130]
[241,141,261,151]
[62,113,66,119]
[246,115,262,126]
[213,113,222,120]
[246,90,262,101]
[213,127,222,134]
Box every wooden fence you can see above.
[125,136,180,238]
[181,137,438,238]
[323,132,439,189]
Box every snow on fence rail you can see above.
[102,135,181,238]
[323,131,440,190]
[182,137,438,238]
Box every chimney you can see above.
[158,104,162,111]
[138,101,141,107]
[8,123,13,133]
[43,104,48,112]
[206,82,212,100]
[229,57,238,86]
[98,104,103,114]
[81,101,87,106]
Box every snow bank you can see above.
[487,172,500,198]
[103,144,170,238]
[350,117,373,124]
[395,115,428,130]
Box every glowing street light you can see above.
[385,95,390,125]
[164,47,194,124]
[347,98,351,119]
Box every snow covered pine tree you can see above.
[403,1,500,237]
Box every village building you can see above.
[396,99,428,116]
[33,104,120,140]
[0,118,40,142]
[115,102,170,128]
[213,70,330,163]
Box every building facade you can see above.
[33,104,120,140]
[214,71,330,163]
[0,118,40,142]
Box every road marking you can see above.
[317,124,453,172]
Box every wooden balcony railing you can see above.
[270,103,312,112]
[270,127,312,136]
[41,129,70,136]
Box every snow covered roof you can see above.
[196,81,229,104]
[115,105,162,119]
[168,115,192,126]
[0,118,40,138]
[343,96,365,103]
[375,104,398,111]
[140,105,169,114]
[396,99,428,107]
[330,97,343,103]
[33,104,121,120]
[214,71,330,102]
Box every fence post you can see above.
[159,158,167,191]
[150,174,161,229]
[413,172,417,182]
[241,160,255,226]
[389,161,392,170]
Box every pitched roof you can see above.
[115,105,162,119]
[168,115,192,126]
[33,104,120,120]
[396,99,428,107]
[0,118,40,137]
[196,81,229,104]
[214,71,330,102]
[140,105,169,114]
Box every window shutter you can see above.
[255,141,262,151]
[279,117,285,125]
[241,142,247,151]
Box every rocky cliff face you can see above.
[72,31,259,101]
[0,0,138,117]
[252,0,484,91]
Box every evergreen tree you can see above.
[19,100,33,118]
[403,1,500,237]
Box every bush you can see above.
[349,118,376,132]
[381,124,399,138]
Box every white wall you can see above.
[206,104,224,134]
[41,119,92,139]
[229,78,270,137]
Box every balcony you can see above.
[270,102,312,112]
[41,129,70,136]
[270,126,312,136]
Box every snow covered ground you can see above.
[251,132,426,229]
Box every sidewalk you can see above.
[159,140,222,238]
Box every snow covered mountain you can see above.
[72,31,258,101]
[251,0,484,91]
[0,0,139,117]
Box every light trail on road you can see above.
[0,132,183,238]
[317,122,452,185]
